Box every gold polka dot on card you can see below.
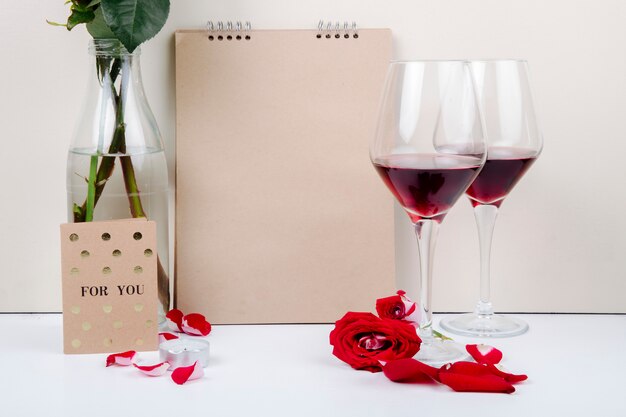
[134,303,144,312]
[145,320,153,328]
[135,338,144,346]
[112,249,122,257]
[103,305,113,314]
[69,233,79,242]
[103,338,112,347]
[82,322,91,331]
[113,320,123,329]
[144,248,153,257]
[71,306,80,314]
[70,267,79,276]
[133,266,143,274]
[71,339,81,348]
[80,250,90,258]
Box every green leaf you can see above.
[432,329,454,341]
[87,7,116,39]
[67,7,95,30]
[87,0,102,6]
[72,0,95,6]
[100,0,170,52]
[46,20,68,28]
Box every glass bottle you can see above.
[67,39,170,320]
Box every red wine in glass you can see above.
[374,154,482,223]
[372,61,487,363]
[465,146,537,207]
[438,61,542,339]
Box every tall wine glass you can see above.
[440,60,543,337]
[371,61,486,365]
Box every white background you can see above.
[3,314,625,417]
[0,0,625,313]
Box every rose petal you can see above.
[105,350,136,367]
[441,361,494,377]
[166,309,184,332]
[382,358,440,383]
[398,292,420,323]
[439,362,515,393]
[439,371,515,393]
[171,361,204,385]
[159,332,179,343]
[133,362,170,377]
[466,344,503,365]
[487,364,528,383]
[181,313,212,336]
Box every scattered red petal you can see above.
[442,361,494,377]
[439,372,515,393]
[105,351,136,367]
[166,309,184,332]
[487,364,528,383]
[171,361,204,385]
[182,313,212,336]
[159,332,179,343]
[466,344,503,365]
[133,362,170,377]
[439,362,515,393]
[382,358,440,383]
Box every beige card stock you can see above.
[175,28,394,324]
[60,220,158,354]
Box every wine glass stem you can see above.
[473,204,499,316]
[414,219,439,343]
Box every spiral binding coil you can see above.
[206,21,358,41]
[206,21,251,41]
[316,21,358,39]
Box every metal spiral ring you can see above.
[315,21,359,39]
[206,21,252,41]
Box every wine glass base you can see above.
[413,339,470,367]
[439,313,529,338]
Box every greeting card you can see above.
[60,219,158,354]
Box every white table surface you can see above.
[1,313,625,417]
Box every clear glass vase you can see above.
[66,39,170,321]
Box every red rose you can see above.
[375,290,420,324]
[329,312,421,372]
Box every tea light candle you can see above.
[159,338,210,368]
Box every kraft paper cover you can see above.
[175,29,394,323]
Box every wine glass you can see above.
[440,60,543,337]
[371,61,486,365]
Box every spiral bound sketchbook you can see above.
[175,23,394,324]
